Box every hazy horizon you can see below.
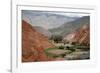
[22,10,89,29]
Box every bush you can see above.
[66,46,70,49]
[50,35,62,43]
[71,42,77,45]
[74,45,89,49]
[65,46,76,52]
[68,42,90,50]
[59,45,65,49]
[68,48,75,52]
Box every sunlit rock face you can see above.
[63,25,90,46]
[22,20,55,62]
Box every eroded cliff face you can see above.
[22,20,55,62]
[63,25,90,45]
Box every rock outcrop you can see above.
[63,25,90,45]
[22,20,55,62]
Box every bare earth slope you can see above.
[63,25,90,45]
[22,20,55,62]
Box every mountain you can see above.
[22,10,78,29]
[63,25,90,45]
[49,16,90,36]
[34,26,52,38]
[22,20,55,62]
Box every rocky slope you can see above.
[49,16,90,36]
[34,26,52,38]
[63,25,90,45]
[22,20,55,62]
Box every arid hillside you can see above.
[22,20,55,62]
[63,25,90,46]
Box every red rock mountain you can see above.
[22,20,55,62]
[63,25,90,45]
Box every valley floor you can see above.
[45,42,90,60]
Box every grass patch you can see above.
[44,48,59,58]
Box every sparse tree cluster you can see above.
[50,35,62,43]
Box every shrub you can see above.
[50,35,62,43]
[71,42,77,45]
[59,45,65,49]
[74,45,89,49]
[68,48,75,52]
[66,46,70,49]
[65,46,76,52]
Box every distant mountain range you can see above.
[22,10,79,29]
[34,26,52,38]
[49,16,90,36]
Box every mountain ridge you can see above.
[49,16,90,36]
